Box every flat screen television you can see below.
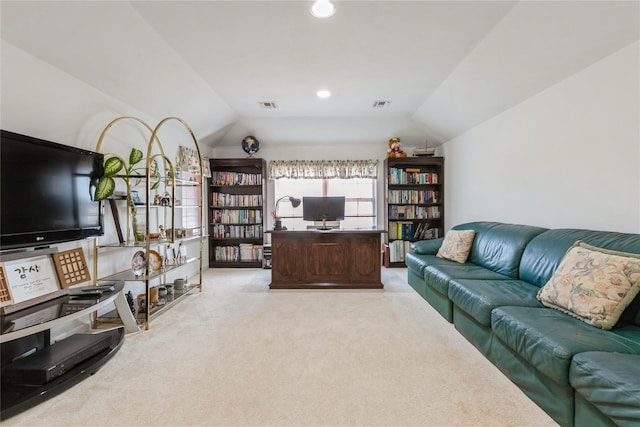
[302,196,345,230]
[0,130,104,251]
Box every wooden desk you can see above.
[267,229,385,289]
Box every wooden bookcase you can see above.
[208,158,266,268]
[384,157,445,267]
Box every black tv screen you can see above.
[0,130,104,250]
[302,196,345,224]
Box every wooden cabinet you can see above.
[208,158,266,268]
[268,230,384,289]
[384,157,444,267]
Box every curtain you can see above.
[268,159,378,180]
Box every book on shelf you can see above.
[389,240,413,263]
[211,224,263,239]
[215,244,263,262]
[211,171,262,186]
[388,190,439,204]
[388,167,438,185]
[211,209,263,224]
[388,204,440,220]
[211,193,263,207]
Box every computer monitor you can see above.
[302,196,345,230]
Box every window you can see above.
[176,179,201,230]
[274,178,376,229]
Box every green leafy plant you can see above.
[93,148,162,215]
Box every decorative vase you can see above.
[132,216,146,242]
[149,286,158,304]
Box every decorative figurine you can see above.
[158,225,167,241]
[161,192,171,206]
[126,290,136,315]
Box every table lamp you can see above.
[273,195,301,230]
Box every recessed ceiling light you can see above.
[317,90,331,98]
[311,0,335,18]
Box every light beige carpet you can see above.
[3,268,557,427]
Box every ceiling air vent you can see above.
[258,101,278,109]
[372,100,391,108]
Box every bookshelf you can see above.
[208,158,266,268]
[384,157,444,267]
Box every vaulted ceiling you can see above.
[1,1,638,148]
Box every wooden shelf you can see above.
[384,157,445,267]
[208,158,266,268]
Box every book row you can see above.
[214,244,264,262]
[210,192,263,207]
[388,168,439,185]
[388,190,439,204]
[389,205,441,219]
[211,209,263,224]
[211,224,263,239]
[388,240,413,263]
[388,221,441,240]
[211,171,262,186]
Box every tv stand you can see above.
[0,284,138,419]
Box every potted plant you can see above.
[93,148,163,241]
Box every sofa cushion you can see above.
[491,306,640,386]
[570,352,640,427]
[436,229,476,263]
[405,253,456,279]
[537,242,640,330]
[425,263,511,296]
[519,228,640,288]
[452,222,547,278]
[448,279,543,326]
[411,238,444,255]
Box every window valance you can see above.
[268,159,379,180]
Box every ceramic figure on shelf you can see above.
[137,294,146,314]
[161,192,171,206]
[126,291,136,315]
[158,225,167,241]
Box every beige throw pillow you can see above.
[537,241,640,330]
[436,230,476,263]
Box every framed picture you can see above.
[0,265,14,309]
[165,246,176,266]
[1,255,61,305]
[130,190,143,205]
[52,248,91,288]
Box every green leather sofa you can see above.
[405,221,640,427]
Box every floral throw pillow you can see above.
[537,241,640,330]
[436,230,476,264]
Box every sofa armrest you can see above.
[411,238,444,255]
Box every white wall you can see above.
[442,41,640,233]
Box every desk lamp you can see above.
[273,195,301,230]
